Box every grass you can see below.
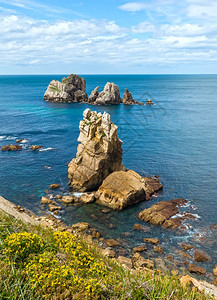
[49,85,61,93]
[0,211,214,300]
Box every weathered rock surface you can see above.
[41,196,54,204]
[154,245,163,253]
[71,222,89,231]
[80,193,95,203]
[132,223,150,232]
[95,170,162,210]
[146,99,154,105]
[132,253,154,269]
[89,82,121,105]
[122,88,143,105]
[68,109,124,191]
[44,74,88,103]
[188,263,206,275]
[138,198,191,229]
[180,242,194,251]
[133,245,147,253]
[194,249,212,262]
[50,184,60,189]
[117,256,133,269]
[180,275,217,298]
[1,145,22,151]
[143,238,160,244]
[30,145,43,151]
[102,248,116,258]
[48,204,62,212]
[104,239,120,247]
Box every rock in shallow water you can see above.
[138,198,193,230]
[1,145,22,151]
[88,82,121,105]
[68,109,125,191]
[95,170,162,210]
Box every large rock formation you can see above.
[138,198,196,230]
[68,109,125,191]
[95,170,162,210]
[44,74,88,103]
[88,82,121,105]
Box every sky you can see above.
[0,0,217,74]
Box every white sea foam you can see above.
[20,139,29,143]
[73,192,83,198]
[0,136,6,140]
[39,147,55,152]
[5,136,17,140]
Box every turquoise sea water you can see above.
[0,75,216,276]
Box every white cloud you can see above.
[0,13,217,72]
[119,2,148,12]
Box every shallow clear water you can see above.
[0,75,216,276]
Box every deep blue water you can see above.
[0,75,216,276]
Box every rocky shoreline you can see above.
[1,195,217,298]
[44,73,150,105]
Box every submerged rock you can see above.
[1,145,22,151]
[193,249,212,262]
[188,263,206,275]
[68,109,125,191]
[95,170,162,210]
[44,74,88,103]
[138,198,190,230]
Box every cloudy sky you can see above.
[0,0,217,74]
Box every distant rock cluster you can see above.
[44,74,146,105]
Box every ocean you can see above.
[0,74,216,276]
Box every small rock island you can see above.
[44,74,145,105]
[68,108,162,210]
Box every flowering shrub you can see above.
[3,232,44,262]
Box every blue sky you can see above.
[0,0,217,74]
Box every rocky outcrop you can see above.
[88,82,121,105]
[1,145,22,151]
[138,198,196,230]
[88,86,99,104]
[68,109,125,191]
[44,74,88,103]
[95,170,162,210]
[146,99,154,105]
[122,88,144,105]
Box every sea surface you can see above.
[0,75,216,277]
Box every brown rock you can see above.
[96,170,162,210]
[188,263,206,275]
[132,253,154,269]
[139,198,188,230]
[117,256,133,269]
[80,193,95,204]
[194,249,212,262]
[50,184,60,189]
[71,222,89,231]
[175,249,192,260]
[61,195,76,204]
[30,145,43,150]
[122,88,141,105]
[55,195,62,200]
[16,139,24,143]
[68,109,125,191]
[143,238,159,244]
[146,99,154,105]
[212,278,217,286]
[102,248,116,258]
[180,275,217,298]
[133,245,147,253]
[48,204,62,212]
[1,145,22,151]
[132,223,150,232]
[154,245,163,253]
[104,239,120,247]
[41,196,53,204]
[213,265,217,277]
[88,86,99,104]
[180,242,194,251]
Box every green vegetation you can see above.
[0,211,213,299]
[49,85,61,93]
[61,77,69,84]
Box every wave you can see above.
[39,147,55,152]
